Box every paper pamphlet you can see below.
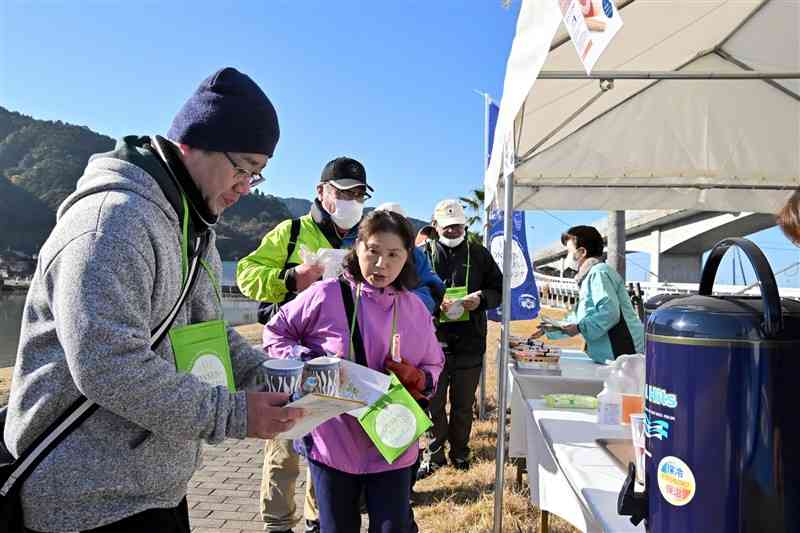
[276,393,366,440]
[337,359,393,418]
[540,315,568,330]
[558,0,623,74]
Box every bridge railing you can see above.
[534,272,800,309]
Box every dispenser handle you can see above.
[699,238,783,337]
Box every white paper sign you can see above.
[559,0,623,74]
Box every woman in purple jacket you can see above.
[263,209,445,532]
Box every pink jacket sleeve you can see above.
[262,286,322,359]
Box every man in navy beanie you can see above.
[3,67,304,533]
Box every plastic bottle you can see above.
[596,381,623,425]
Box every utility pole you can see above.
[607,211,626,279]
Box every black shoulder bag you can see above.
[338,278,367,366]
[257,218,301,324]
[0,239,205,533]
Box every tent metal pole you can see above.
[537,70,800,80]
[479,92,490,421]
[479,203,490,420]
[492,170,515,533]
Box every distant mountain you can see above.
[271,196,430,232]
[0,107,115,212]
[0,107,290,260]
[280,196,312,218]
[0,106,429,261]
[0,175,55,255]
[272,196,431,233]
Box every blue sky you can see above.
[1,0,796,287]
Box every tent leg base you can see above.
[540,509,550,533]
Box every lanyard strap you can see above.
[348,284,361,360]
[180,193,189,283]
[199,258,222,307]
[433,241,470,289]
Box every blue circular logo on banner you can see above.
[603,0,614,17]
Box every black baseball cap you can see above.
[320,157,373,192]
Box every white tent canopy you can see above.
[487,2,800,531]
[485,0,800,214]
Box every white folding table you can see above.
[525,399,646,532]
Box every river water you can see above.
[0,262,243,368]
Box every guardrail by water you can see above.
[534,272,800,309]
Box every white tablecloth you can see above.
[509,350,605,458]
[525,400,646,533]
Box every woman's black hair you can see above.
[343,210,419,290]
[560,225,605,258]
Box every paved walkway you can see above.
[187,438,369,533]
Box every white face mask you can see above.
[329,199,364,230]
[565,254,579,271]
[565,244,583,271]
[439,234,465,248]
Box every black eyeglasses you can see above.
[223,152,265,188]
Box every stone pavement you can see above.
[187,438,370,533]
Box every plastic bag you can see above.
[299,246,349,279]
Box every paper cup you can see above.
[260,359,305,394]
[304,356,341,396]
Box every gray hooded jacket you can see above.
[3,138,265,532]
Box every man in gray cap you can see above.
[2,67,303,532]
[417,199,503,479]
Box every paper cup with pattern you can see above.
[304,356,341,396]
[260,359,305,394]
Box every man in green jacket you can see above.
[236,156,372,533]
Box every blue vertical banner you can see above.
[486,99,499,168]
[487,209,540,321]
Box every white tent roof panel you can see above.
[485,0,800,213]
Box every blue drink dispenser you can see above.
[619,238,800,532]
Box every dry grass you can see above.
[407,316,583,533]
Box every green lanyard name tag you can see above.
[170,319,235,390]
[439,286,469,323]
[437,242,471,324]
[358,374,432,464]
[346,283,433,463]
[166,188,231,389]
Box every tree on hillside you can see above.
[460,187,485,244]
[0,106,305,261]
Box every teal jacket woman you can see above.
[534,225,644,363]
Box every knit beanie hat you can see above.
[167,67,280,157]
